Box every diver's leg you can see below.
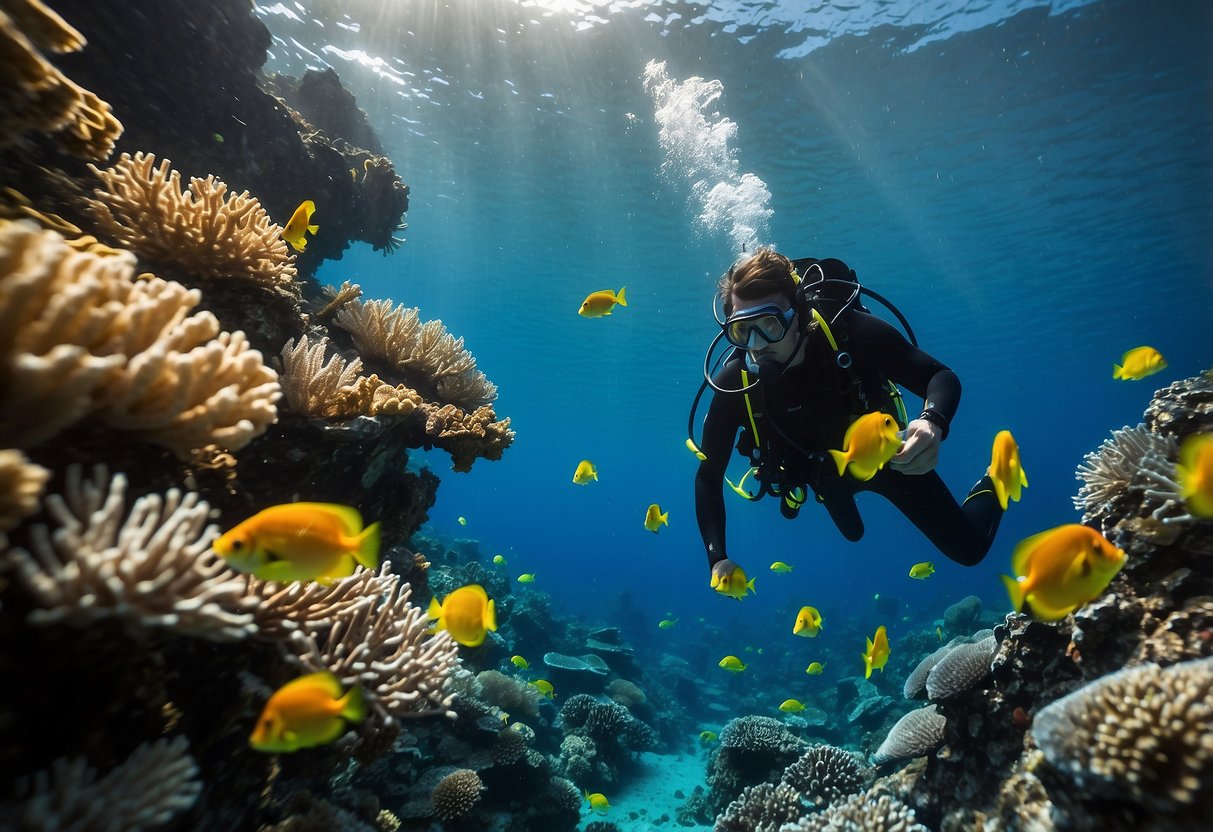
[867,470,1002,566]
[813,477,865,541]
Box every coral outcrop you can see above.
[430,768,483,823]
[871,706,946,766]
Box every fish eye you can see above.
[231,538,244,551]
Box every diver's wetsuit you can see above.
[695,306,1002,570]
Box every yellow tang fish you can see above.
[214,502,379,584]
[770,561,794,573]
[805,662,825,675]
[779,699,805,713]
[1113,346,1167,381]
[573,459,598,484]
[988,430,1028,510]
[718,655,747,673]
[658,618,677,629]
[530,679,555,699]
[828,412,904,481]
[711,564,756,600]
[1001,524,1126,621]
[457,516,468,526]
[793,605,823,638]
[249,671,364,753]
[908,561,935,579]
[510,655,529,669]
[517,573,536,584]
[584,790,611,815]
[644,503,669,532]
[578,286,627,318]
[699,730,718,742]
[428,584,497,647]
[493,554,507,565]
[862,625,890,679]
[1177,433,1213,518]
[282,199,319,252]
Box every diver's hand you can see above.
[891,418,942,475]
[710,558,741,589]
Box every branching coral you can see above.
[780,744,868,807]
[430,768,483,823]
[781,791,930,832]
[86,152,299,294]
[0,0,123,159]
[243,563,398,638]
[0,448,48,531]
[715,781,806,832]
[0,735,201,831]
[3,465,257,640]
[1031,657,1213,816]
[278,335,420,420]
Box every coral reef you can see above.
[430,768,483,822]
[924,634,997,701]
[781,744,869,807]
[871,706,946,766]
[780,790,930,831]
[715,780,805,832]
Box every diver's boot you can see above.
[780,486,806,520]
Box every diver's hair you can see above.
[718,248,798,316]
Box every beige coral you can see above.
[243,563,398,639]
[86,151,299,294]
[278,335,420,420]
[0,448,49,531]
[1074,424,1195,530]
[0,0,123,159]
[430,768,483,822]
[2,464,258,640]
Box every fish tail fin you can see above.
[828,449,849,477]
[1112,363,1125,379]
[427,596,442,621]
[863,651,873,679]
[486,599,498,632]
[746,577,757,595]
[660,510,669,526]
[307,223,319,235]
[340,684,366,724]
[353,522,380,569]
[616,286,627,306]
[1001,574,1025,612]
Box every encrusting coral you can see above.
[0,448,48,532]
[0,0,123,160]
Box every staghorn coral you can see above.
[430,768,483,823]
[3,464,257,640]
[925,635,997,701]
[289,562,460,730]
[1031,656,1213,817]
[0,448,48,531]
[0,735,200,831]
[243,563,397,638]
[871,705,946,766]
[780,744,868,807]
[86,152,299,295]
[780,790,929,832]
[715,780,805,832]
[0,0,122,159]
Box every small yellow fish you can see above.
[510,655,529,670]
[493,554,507,565]
[1113,346,1167,381]
[530,679,555,699]
[1001,524,1126,621]
[793,605,823,638]
[711,564,756,600]
[457,516,468,526]
[517,573,536,584]
[908,561,935,580]
[1177,433,1213,518]
[282,199,319,252]
[988,430,1028,510]
[573,460,598,484]
[658,618,678,629]
[862,625,890,679]
[214,502,379,584]
[699,730,718,742]
[644,503,669,532]
[249,671,364,753]
[499,711,510,725]
[578,287,627,318]
[828,411,904,481]
[935,625,943,642]
[584,790,611,815]
[427,584,497,647]
[770,561,794,573]
[719,655,747,672]
[779,698,805,713]
[805,662,825,675]
[686,437,708,461]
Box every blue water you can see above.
[258,0,1211,665]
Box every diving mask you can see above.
[723,304,796,349]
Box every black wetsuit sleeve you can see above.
[849,311,961,430]
[694,364,745,570]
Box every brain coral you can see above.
[430,768,483,822]
[781,744,868,807]
[1031,657,1213,817]
[925,634,998,701]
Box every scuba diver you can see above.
[689,249,1018,591]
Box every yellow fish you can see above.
[510,655,529,670]
[718,655,747,672]
[1113,346,1167,380]
[1001,524,1126,621]
[686,437,708,461]
[935,625,943,642]
[214,502,379,583]
[517,573,536,584]
[249,671,364,753]
[1177,433,1213,518]
[779,699,805,713]
[530,679,555,699]
[828,412,904,481]
[699,730,718,742]
[573,460,598,484]
[578,286,627,318]
[988,430,1028,510]
[427,584,497,647]
[658,618,677,629]
[770,561,794,573]
[282,199,319,252]
[805,662,825,675]
[793,605,823,638]
[644,503,669,532]
[862,625,890,679]
[493,554,507,565]
[908,561,935,579]
[711,564,756,600]
[584,790,611,815]
[457,516,468,526]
